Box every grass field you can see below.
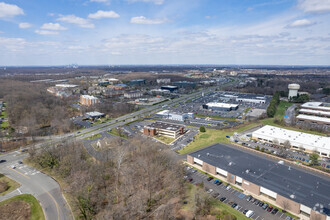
[0,174,20,196]
[274,101,293,118]
[182,184,248,220]
[1,120,9,129]
[0,110,8,118]
[154,135,175,144]
[178,122,261,155]
[0,194,45,220]
[108,128,128,139]
[84,133,102,140]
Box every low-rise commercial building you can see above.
[301,102,330,112]
[80,95,99,106]
[85,111,105,119]
[107,84,127,90]
[252,125,330,157]
[155,110,194,121]
[161,85,178,92]
[124,91,143,99]
[202,102,239,111]
[157,78,171,84]
[129,79,146,86]
[187,144,330,220]
[144,122,184,139]
[296,114,330,126]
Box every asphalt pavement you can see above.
[0,151,73,220]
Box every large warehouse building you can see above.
[187,144,330,220]
[202,102,239,111]
[252,125,330,158]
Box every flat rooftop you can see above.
[147,121,183,131]
[190,144,330,214]
[299,109,330,117]
[297,114,330,124]
[86,111,104,117]
[206,102,239,108]
[252,125,329,152]
[301,102,330,112]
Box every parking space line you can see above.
[255,216,259,220]
[280,213,284,218]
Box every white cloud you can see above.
[88,10,120,19]
[19,22,32,29]
[288,19,315,28]
[127,0,164,5]
[0,2,24,18]
[57,15,94,28]
[298,0,330,14]
[90,0,110,4]
[41,23,67,31]
[35,30,59,35]
[130,16,168,24]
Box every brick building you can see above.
[80,95,99,106]
[144,122,184,139]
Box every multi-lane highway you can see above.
[0,151,73,220]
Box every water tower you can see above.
[288,83,300,99]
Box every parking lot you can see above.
[186,168,294,220]
[233,129,330,169]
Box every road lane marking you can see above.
[42,187,60,220]
[10,168,30,179]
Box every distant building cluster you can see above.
[157,78,171,84]
[47,84,79,98]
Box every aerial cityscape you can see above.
[0,1,329,220]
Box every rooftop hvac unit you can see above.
[197,154,200,158]
[290,194,296,199]
[207,153,209,156]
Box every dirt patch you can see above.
[0,200,31,220]
[0,181,9,193]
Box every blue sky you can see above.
[0,0,330,65]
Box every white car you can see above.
[10,165,16,169]
[245,210,254,218]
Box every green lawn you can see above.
[0,110,8,118]
[0,174,20,196]
[179,122,261,155]
[275,101,293,118]
[154,135,175,144]
[84,133,102,140]
[0,194,45,220]
[108,128,128,139]
[1,120,9,128]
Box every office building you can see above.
[144,122,184,139]
[202,102,239,111]
[80,95,99,106]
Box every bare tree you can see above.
[281,200,291,213]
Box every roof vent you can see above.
[197,154,200,158]
[245,169,249,174]
[229,162,233,166]
[290,194,296,199]
[206,153,209,156]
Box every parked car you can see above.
[226,185,232,190]
[243,209,249,214]
[262,203,268,210]
[207,177,214,181]
[18,161,23,164]
[285,216,293,220]
[214,180,220,184]
[259,202,264,207]
[219,197,226,202]
[267,206,273,212]
[250,198,256,203]
[207,189,213,194]
[231,203,237,208]
[254,200,260,205]
[235,205,241,210]
[271,208,279,214]
[245,210,254,218]
[0,160,6,163]
[10,165,16,169]
[246,195,252,202]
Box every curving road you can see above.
[0,151,73,220]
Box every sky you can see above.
[0,0,330,66]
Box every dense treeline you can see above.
[29,138,186,219]
[0,80,75,135]
[266,91,280,117]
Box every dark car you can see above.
[243,209,249,215]
[262,203,269,210]
[188,178,193,182]
[18,161,23,164]
[0,159,6,163]
[216,181,222,185]
[207,177,214,181]
[254,200,260,205]
[271,208,279,214]
[250,198,256,203]
[231,203,237,208]
[246,195,252,201]
[259,202,264,207]
[267,206,273,212]
[219,197,226,202]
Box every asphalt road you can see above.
[0,151,73,220]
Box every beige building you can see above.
[80,95,99,106]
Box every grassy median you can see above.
[0,174,20,196]
[0,194,45,220]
